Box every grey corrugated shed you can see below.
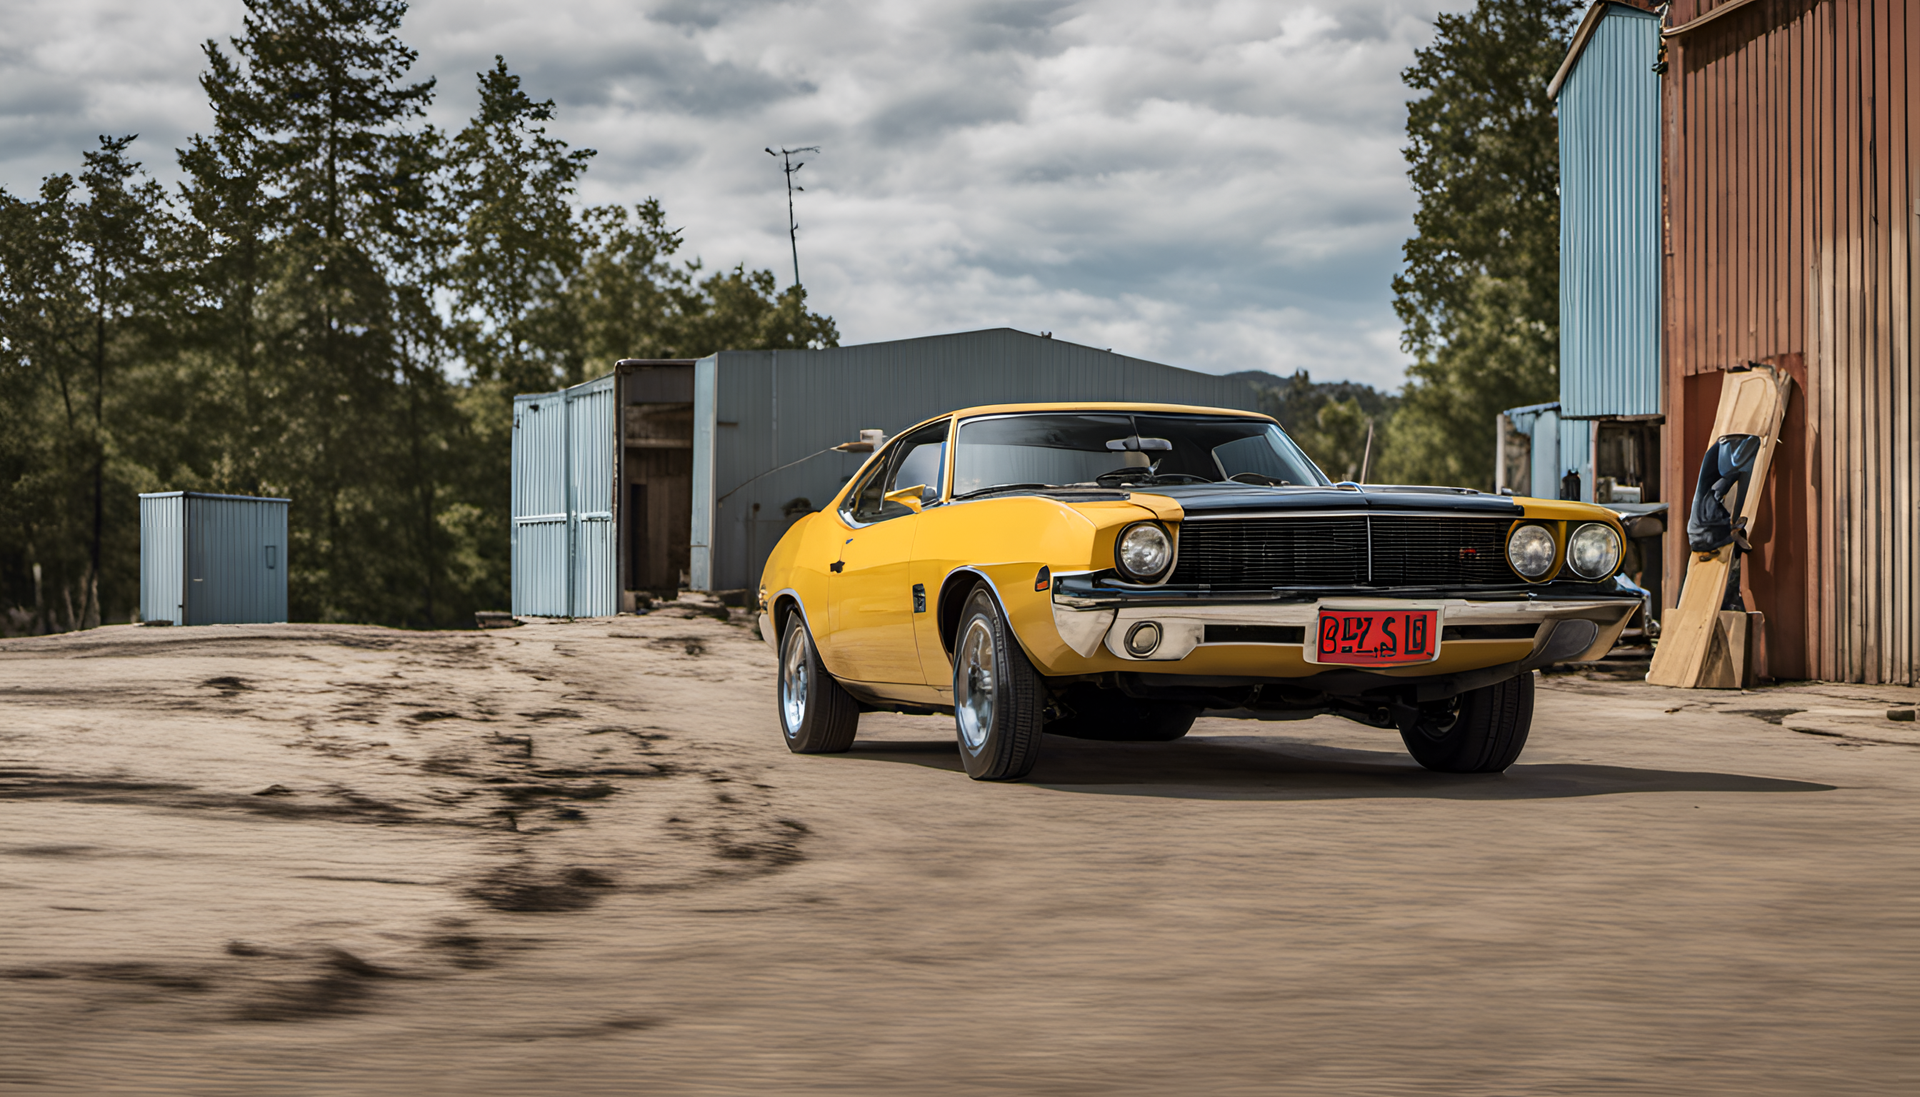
[139,492,288,625]
[509,328,1266,613]
[1557,2,1663,420]
[693,328,1264,591]
[511,374,617,617]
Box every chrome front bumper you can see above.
[1050,583,1639,668]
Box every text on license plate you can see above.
[1315,609,1439,666]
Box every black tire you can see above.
[951,585,1046,780]
[1399,671,1534,773]
[1047,688,1200,742]
[777,612,859,754]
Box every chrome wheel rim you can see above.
[955,618,996,752]
[780,625,809,738]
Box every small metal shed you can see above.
[510,329,1263,616]
[139,492,289,625]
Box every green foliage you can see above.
[1228,369,1397,483]
[0,0,836,633]
[1380,0,1577,490]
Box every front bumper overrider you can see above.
[1048,573,1640,671]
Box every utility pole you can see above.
[765,145,819,289]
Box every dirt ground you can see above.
[3,610,1918,1096]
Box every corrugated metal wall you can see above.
[139,492,287,625]
[512,391,568,615]
[1664,0,1917,683]
[700,328,1266,592]
[689,357,718,592]
[1559,3,1665,418]
[138,494,183,625]
[511,375,618,617]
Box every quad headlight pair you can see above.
[1507,522,1621,581]
[1110,519,1618,584]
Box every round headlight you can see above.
[1567,522,1622,579]
[1116,523,1173,581]
[1506,524,1557,580]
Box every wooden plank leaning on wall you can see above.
[1647,365,1794,688]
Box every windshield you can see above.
[950,412,1329,497]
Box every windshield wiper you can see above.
[1093,469,1213,487]
[950,483,1058,501]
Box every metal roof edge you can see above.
[1502,401,1563,417]
[137,491,291,503]
[514,372,618,401]
[1548,1,1661,100]
[708,327,1073,359]
[707,327,1234,376]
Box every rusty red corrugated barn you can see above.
[1661,0,1916,683]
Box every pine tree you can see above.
[447,56,596,395]
[195,0,441,622]
[71,137,169,626]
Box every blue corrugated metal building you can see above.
[1522,1,1665,510]
[1554,1,1663,423]
[139,492,289,625]
[510,328,1262,615]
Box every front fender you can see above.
[758,511,836,655]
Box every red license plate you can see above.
[1314,609,1439,666]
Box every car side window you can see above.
[844,421,948,524]
[889,424,947,502]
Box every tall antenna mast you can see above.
[765,145,820,289]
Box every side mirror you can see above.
[884,484,929,513]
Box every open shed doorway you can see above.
[619,361,696,602]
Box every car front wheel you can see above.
[777,613,859,754]
[1399,671,1533,773]
[952,585,1045,780]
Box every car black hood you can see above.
[1134,483,1526,517]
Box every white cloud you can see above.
[0,0,1469,389]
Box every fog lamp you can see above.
[1125,621,1163,657]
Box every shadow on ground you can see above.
[843,735,1836,800]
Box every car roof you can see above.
[938,401,1275,423]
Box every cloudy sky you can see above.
[0,0,1469,388]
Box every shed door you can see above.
[512,378,618,618]
[568,379,618,617]
[512,393,570,616]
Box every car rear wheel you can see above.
[952,585,1045,780]
[1399,672,1533,773]
[1047,689,1200,742]
[778,613,859,754]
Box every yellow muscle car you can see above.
[757,403,1639,780]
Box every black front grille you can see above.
[1367,516,1516,586]
[1168,516,1516,589]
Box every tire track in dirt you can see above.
[0,615,807,1031]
